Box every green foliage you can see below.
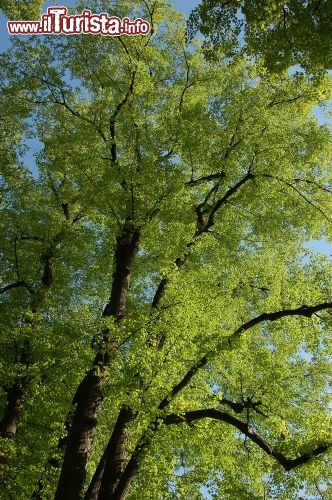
[0,0,43,20]
[188,0,332,76]
[0,1,331,498]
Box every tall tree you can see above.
[0,1,331,498]
[187,0,332,75]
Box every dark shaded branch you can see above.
[186,171,226,186]
[218,397,267,417]
[157,301,332,409]
[293,177,332,194]
[224,113,242,159]
[61,202,70,220]
[72,212,85,224]
[151,277,168,309]
[40,252,53,288]
[54,366,107,500]
[104,433,147,500]
[54,96,107,142]
[0,245,57,439]
[13,235,20,280]
[231,302,332,338]
[267,95,303,108]
[151,171,254,308]
[84,454,106,500]
[142,0,155,46]
[206,170,254,229]
[48,179,71,221]
[100,393,330,498]
[163,409,331,471]
[109,71,136,164]
[0,280,34,295]
[179,51,190,110]
[150,241,193,310]
[158,356,208,410]
[117,36,131,57]
[1,339,33,439]
[314,480,326,500]
[56,222,139,498]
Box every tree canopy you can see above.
[0,1,331,499]
[187,0,332,75]
[0,0,43,21]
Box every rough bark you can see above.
[54,367,106,500]
[103,225,140,319]
[104,441,143,500]
[54,224,139,499]
[83,453,106,500]
[85,407,135,500]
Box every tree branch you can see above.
[109,71,136,164]
[267,95,303,108]
[54,95,107,143]
[231,301,332,339]
[151,170,254,308]
[56,221,140,498]
[186,171,226,186]
[293,177,332,194]
[84,407,135,500]
[157,301,332,407]
[217,396,267,417]
[0,281,34,295]
[158,356,208,410]
[261,173,332,224]
[206,170,254,229]
[179,51,191,110]
[163,409,331,471]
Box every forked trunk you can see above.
[84,407,135,500]
[55,225,139,499]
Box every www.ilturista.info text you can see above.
[7,7,151,36]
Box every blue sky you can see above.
[0,1,330,259]
[0,4,330,499]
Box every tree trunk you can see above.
[0,337,33,438]
[0,379,27,438]
[54,365,106,500]
[105,442,143,500]
[54,224,140,499]
[102,225,140,319]
[1,245,55,441]
[85,407,135,500]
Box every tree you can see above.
[187,0,332,75]
[0,1,331,498]
[0,0,43,20]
